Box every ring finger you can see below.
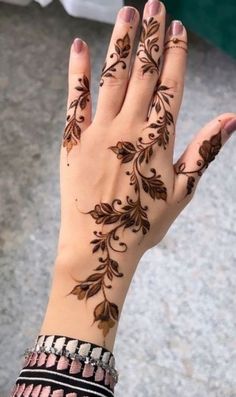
[147,20,188,158]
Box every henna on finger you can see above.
[175,130,222,198]
[136,17,161,75]
[100,33,131,87]
[146,82,174,141]
[63,75,90,165]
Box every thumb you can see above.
[173,113,236,202]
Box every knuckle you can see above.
[100,75,128,88]
[173,174,198,204]
[134,65,159,81]
[158,78,180,94]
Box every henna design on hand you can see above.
[100,33,131,87]
[70,196,149,341]
[63,76,90,164]
[146,82,174,144]
[137,17,160,75]
[69,84,174,344]
[175,131,222,197]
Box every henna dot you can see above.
[67,163,70,166]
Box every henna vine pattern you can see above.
[146,83,174,146]
[68,24,175,342]
[69,84,174,343]
[175,131,222,197]
[100,33,131,87]
[137,17,160,75]
[63,76,90,161]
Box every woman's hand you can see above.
[40,0,236,351]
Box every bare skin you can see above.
[40,1,236,352]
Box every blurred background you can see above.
[0,1,236,396]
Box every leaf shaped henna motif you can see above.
[137,17,160,75]
[69,84,174,345]
[63,76,90,160]
[100,33,131,87]
[175,131,222,197]
[141,168,167,201]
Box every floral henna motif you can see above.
[69,84,174,343]
[175,131,222,197]
[100,33,131,87]
[137,17,160,75]
[70,196,150,340]
[63,75,90,162]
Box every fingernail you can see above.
[223,118,236,136]
[147,0,161,16]
[73,38,83,53]
[120,7,136,23]
[170,20,184,36]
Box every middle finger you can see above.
[121,0,166,122]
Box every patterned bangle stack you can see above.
[24,335,118,384]
[11,334,119,397]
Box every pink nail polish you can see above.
[170,20,184,36]
[223,118,236,136]
[120,7,136,23]
[73,38,83,53]
[147,0,161,16]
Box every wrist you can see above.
[42,247,140,352]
